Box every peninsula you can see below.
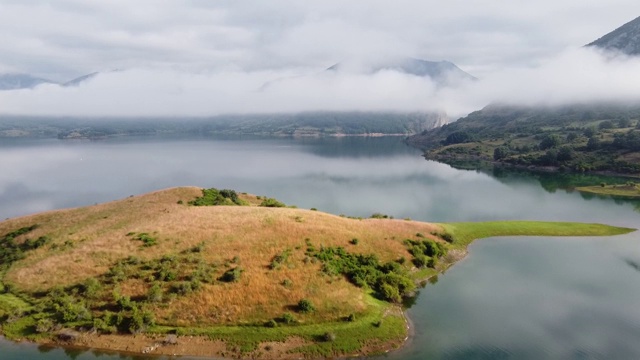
[0,187,634,359]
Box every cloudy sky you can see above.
[1,0,639,117]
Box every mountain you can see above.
[406,103,640,175]
[0,71,105,90]
[0,74,55,90]
[327,57,476,86]
[586,16,640,55]
[63,72,100,86]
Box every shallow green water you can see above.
[1,135,639,359]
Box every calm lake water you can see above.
[1,135,639,359]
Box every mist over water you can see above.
[1,135,640,359]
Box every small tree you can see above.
[539,134,561,150]
[493,146,508,160]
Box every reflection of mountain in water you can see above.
[440,159,640,208]
[297,136,421,158]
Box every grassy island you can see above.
[0,187,634,359]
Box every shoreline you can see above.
[0,248,473,360]
[421,153,640,180]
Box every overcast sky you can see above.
[1,1,639,117]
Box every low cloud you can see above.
[0,47,639,118]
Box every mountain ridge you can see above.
[587,16,640,55]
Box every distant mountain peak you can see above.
[0,73,55,91]
[586,16,640,55]
[327,57,476,86]
[63,72,100,87]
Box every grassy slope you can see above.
[442,221,635,247]
[0,187,442,357]
[0,188,634,358]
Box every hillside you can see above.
[587,16,640,55]
[0,187,448,358]
[0,187,632,358]
[406,103,640,175]
[0,112,448,139]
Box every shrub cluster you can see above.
[0,225,47,270]
[308,245,415,303]
[370,213,393,219]
[269,249,291,270]
[404,239,448,268]
[189,188,246,206]
[219,267,243,282]
[259,198,286,207]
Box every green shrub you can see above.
[0,224,41,270]
[147,282,163,302]
[380,283,401,303]
[135,233,157,247]
[219,267,243,282]
[440,232,455,243]
[370,213,392,219]
[82,277,102,298]
[281,312,296,324]
[259,198,286,208]
[322,332,336,342]
[350,238,359,245]
[297,299,315,313]
[264,319,278,328]
[189,188,246,206]
[190,242,205,253]
[270,249,291,270]
[36,318,55,333]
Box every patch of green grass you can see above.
[441,221,636,247]
[151,297,404,355]
[576,184,640,198]
[0,315,38,339]
[0,292,33,316]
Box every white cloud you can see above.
[0,47,640,117]
[0,2,640,117]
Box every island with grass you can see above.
[0,187,634,359]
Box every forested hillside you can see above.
[406,103,640,175]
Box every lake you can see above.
[1,135,639,359]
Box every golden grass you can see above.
[0,187,440,326]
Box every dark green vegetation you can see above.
[0,225,48,270]
[407,104,640,175]
[189,188,247,206]
[0,112,444,139]
[1,246,224,336]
